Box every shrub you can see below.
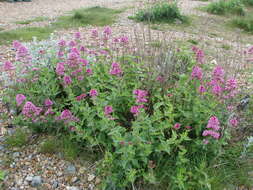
[1,28,250,189]
[243,0,253,5]
[134,2,187,23]
[232,14,253,33]
[206,0,245,15]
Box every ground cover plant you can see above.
[205,0,245,15]
[232,13,253,33]
[1,26,253,190]
[133,1,188,23]
[0,6,121,45]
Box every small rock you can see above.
[52,181,58,188]
[79,167,86,174]
[95,177,101,185]
[0,145,5,151]
[88,184,95,190]
[71,177,79,183]
[65,164,76,174]
[31,176,42,187]
[87,174,95,182]
[25,176,33,182]
[57,171,63,177]
[66,186,79,190]
[13,152,20,158]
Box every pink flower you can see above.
[229,118,238,127]
[60,109,72,119]
[76,93,87,101]
[202,130,220,139]
[22,101,41,118]
[86,68,92,75]
[199,85,206,94]
[80,46,87,52]
[58,40,66,47]
[110,62,122,76]
[74,32,81,39]
[3,61,15,71]
[130,105,141,116]
[44,99,53,106]
[91,29,98,38]
[120,36,129,44]
[185,126,192,130]
[225,78,237,91]
[69,126,76,131]
[212,84,222,96]
[58,51,64,58]
[133,89,148,103]
[63,75,72,85]
[45,107,54,115]
[203,139,209,144]
[56,62,65,75]
[104,106,113,115]
[77,75,84,81]
[12,40,22,50]
[191,66,203,80]
[212,66,224,81]
[206,116,220,131]
[16,94,26,106]
[79,58,88,66]
[103,26,112,36]
[16,45,28,59]
[68,40,76,47]
[89,89,98,97]
[173,123,181,129]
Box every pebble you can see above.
[71,176,79,183]
[66,186,80,190]
[87,174,95,182]
[65,164,76,174]
[13,152,20,158]
[31,176,42,187]
[25,176,33,182]
[0,145,5,151]
[52,181,58,188]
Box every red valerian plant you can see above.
[1,27,243,189]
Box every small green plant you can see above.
[134,2,188,23]
[15,17,48,25]
[5,128,28,147]
[221,44,231,50]
[187,39,199,45]
[206,0,245,15]
[39,137,59,154]
[243,0,253,6]
[232,13,253,33]
[0,171,5,181]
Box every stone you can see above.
[79,167,86,174]
[13,152,20,158]
[0,145,5,151]
[31,176,42,187]
[71,177,79,183]
[87,174,95,182]
[65,164,76,174]
[25,176,33,182]
[52,181,58,188]
[66,186,79,190]
[95,177,101,185]
[88,184,95,190]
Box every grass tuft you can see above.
[206,0,245,15]
[15,17,48,25]
[232,13,253,33]
[134,2,188,23]
[5,128,28,148]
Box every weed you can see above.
[5,128,28,148]
[206,0,245,15]
[221,44,231,50]
[134,2,188,23]
[39,137,59,154]
[232,13,253,33]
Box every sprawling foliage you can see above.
[1,27,252,189]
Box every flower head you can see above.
[199,85,206,94]
[229,118,238,127]
[76,93,87,101]
[56,62,65,75]
[89,89,98,97]
[173,123,181,130]
[206,116,220,131]
[212,66,224,81]
[3,61,15,71]
[63,75,72,85]
[110,62,122,76]
[44,99,53,107]
[104,106,113,115]
[16,94,26,106]
[74,32,81,39]
[191,66,203,80]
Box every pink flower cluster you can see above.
[3,61,15,71]
[22,101,42,118]
[110,62,122,76]
[76,93,87,101]
[202,116,221,140]
[191,66,203,80]
[57,109,79,123]
[104,106,114,119]
[131,89,148,116]
[89,89,98,97]
[16,94,26,106]
[192,46,204,64]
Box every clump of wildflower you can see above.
[89,89,98,97]
[45,107,54,116]
[68,40,76,47]
[76,94,87,101]
[192,46,204,64]
[104,106,114,119]
[63,75,72,85]
[206,116,220,131]
[12,40,22,50]
[44,99,53,107]
[86,68,92,75]
[103,26,112,36]
[57,109,79,123]
[22,101,42,118]
[191,66,203,80]
[133,89,148,103]
[130,105,144,116]
[202,130,220,139]
[16,94,26,106]
[225,78,237,91]
[120,36,129,44]
[110,62,122,76]
[74,32,81,40]
[3,61,15,71]
[58,39,66,47]
[212,66,224,81]
[56,62,65,75]
[212,84,223,96]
